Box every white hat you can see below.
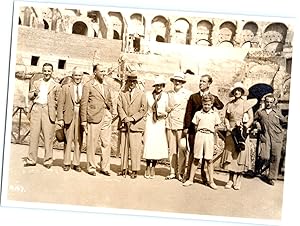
[152,76,166,87]
[229,82,249,97]
[170,72,186,83]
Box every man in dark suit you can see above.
[183,74,224,183]
[117,72,147,179]
[57,67,84,172]
[24,63,59,169]
[80,64,113,176]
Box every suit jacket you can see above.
[80,78,113,124]
[183,91,224,134]
[28,77,59,122]
[57,82,81,124]
[117,88,147,132]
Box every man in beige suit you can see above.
[80,64,113,176]
[57,67,84,172]
[166,72,192,181]
[24,63,59,169]
[117,73,146,179]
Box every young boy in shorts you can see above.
[183,94,221,189]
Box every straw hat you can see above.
[170,72,186,83]
[229,82,249,97]
[152,76,166,87]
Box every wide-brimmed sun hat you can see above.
[170,72,186,83]
[152,76,166,87]
[229,82,249,97]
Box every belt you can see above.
[197,128,213,134]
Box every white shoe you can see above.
[225,180,233,189]
[183,180,193,187]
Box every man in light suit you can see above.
[57,67,84,172]
[24,63,59,169]
[166,72,192,181]
[80,64,113,176]
[117,73,146,179]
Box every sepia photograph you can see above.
[0,0,297,225]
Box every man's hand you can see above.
[182,129,188,137]
[82,122,88,134]
[57,120,64,128]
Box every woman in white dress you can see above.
[143,76,169,179]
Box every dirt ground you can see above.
[2,143,284,224]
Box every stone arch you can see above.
[241,22,258,47]
[151,15,170,43]
[218,21,236,45]
[262,22,288,53]
[173,18,191,44]
[43,19,49,29]
[248,83,274,112]
[129,13,146,36]
[196,20,212,46]
[72,21,88,36]
[109,12,124,40]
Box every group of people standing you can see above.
[23,62,287,190]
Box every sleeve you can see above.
[80,83,89,123]
[132,92,147,122]
[183,95,193,129]
[213,95,224,110]
[215,112,222,125]
[57,85,66,121]
[192,112,198,125]
[117,93,127,121]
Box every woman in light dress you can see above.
[143,76,169,179]
[221,82,257,190]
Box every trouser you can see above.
[86,111,112,173]
[27,104,55,165]
[167,129,186,175]
[186,133,207,181]
[119,131,143,171]
[268,141,283,180]
[64,106,82,166]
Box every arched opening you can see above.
[196,20,212,45]
[151,15,170,43]
[248,83,273,113]
[109,12,124,40]
[72,21,88,36]
[263,23,288,53]
[219,21,236,44]
[113,30,120,39]
[43,19,49,29]
[173,18,191,44]
[156,35,165,42]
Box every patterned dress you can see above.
[221,98,252,172]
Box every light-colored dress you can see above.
[143,91,169,160]
[221,98,252,172]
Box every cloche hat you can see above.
[152,76,166,87]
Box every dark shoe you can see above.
[265,178,275,186]
[88,171,96,176]
[72,165,81,172]
[117,170,126,176]
[63,165,70,171]
[100,170,111,176]
[24,162,36,167]
[44,164,52,169]
[130,171,137,179]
